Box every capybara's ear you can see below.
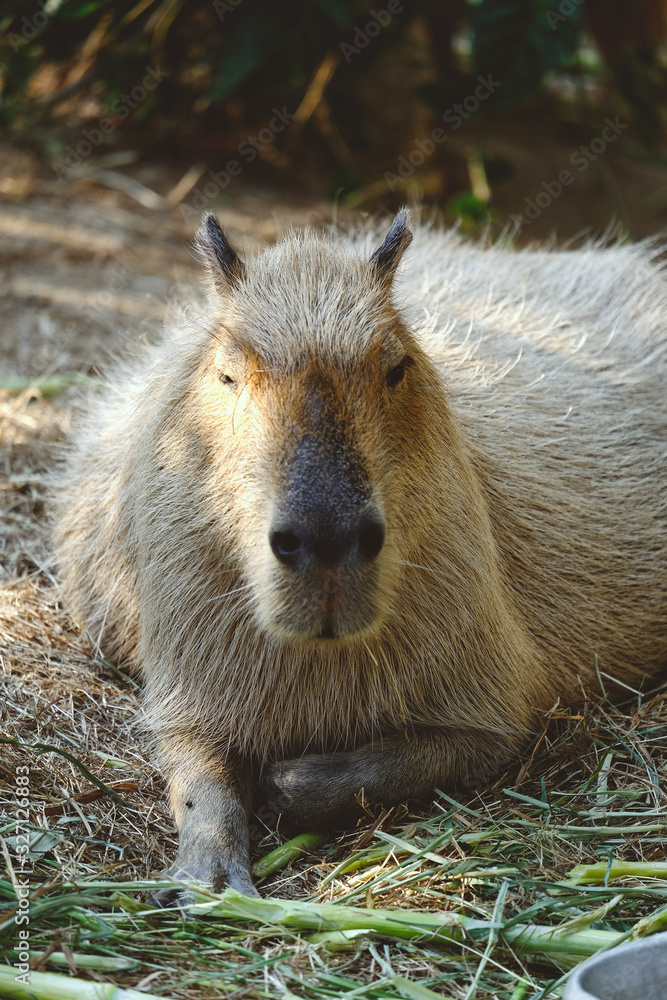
[196,212,246,293]
[369,208,413,285]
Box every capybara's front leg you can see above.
[258,730,515,831]
[154,745,258,903]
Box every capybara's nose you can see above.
[270,518,385,569]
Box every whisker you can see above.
[204,583,254,604]
[386,556,440,574]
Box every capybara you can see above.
[54,210,667,897]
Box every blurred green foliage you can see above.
[469,0,583,108]
[0,0,588,134]
[447,190,492,228]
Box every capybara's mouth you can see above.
[260,560,384,641]
[316,618,337,639]
[266,593,382,641]
[271,611,378,641]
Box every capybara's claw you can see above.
[152,857,259,909]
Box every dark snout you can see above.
[270,516,385,570]
[270,431,384,572]
[266,419,387,637]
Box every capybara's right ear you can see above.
[195,212,246,293]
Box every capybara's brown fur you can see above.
[54,211,667,896]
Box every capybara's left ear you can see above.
[195,212,246,294]
[369,208,413,286]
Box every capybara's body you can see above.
[55,213,667,895]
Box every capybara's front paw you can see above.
[152,848,259,908]
[258,753,366,831]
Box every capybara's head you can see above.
[191,212,457,643]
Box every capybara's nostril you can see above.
[270,529,302,565]
[271,518,385,569]
[357,520,385,563]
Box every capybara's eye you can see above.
[387,357,411,388]
[219,373,237,390]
